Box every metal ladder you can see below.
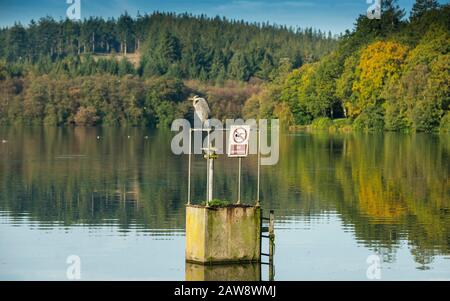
[261,210,275,281]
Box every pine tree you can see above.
[158,31,181,63]
[382,0,405,32]
[6,23,27,62]
[228,52,251,81]
[117,13,134,55]
[256,52,274,80]
[411,0,439,19]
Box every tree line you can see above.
[244,0,450,132]
[0,1,448,131]
[0,12,337,81]
[0,73,264,127]
[0,11,336,126]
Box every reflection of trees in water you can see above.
[0,127,187,231]
[273,132,449,266]
[0,128,448,265]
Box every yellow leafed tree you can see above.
[351,41,409,117]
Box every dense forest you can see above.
[246,0,450,132]
[0,11,336,127]
[0,12,336,80]
[0,0,449,131]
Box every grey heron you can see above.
[191,96,215,204]
[191,95,211,128]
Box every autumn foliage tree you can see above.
[264,2,449,132]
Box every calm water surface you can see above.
[0,127,449,280]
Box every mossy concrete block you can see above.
[186,205,261,264]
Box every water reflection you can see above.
[185,263,261,281]
[0,127,448,278]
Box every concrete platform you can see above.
[185,204,261,264]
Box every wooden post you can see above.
[269,210,275,264]
[269,210,275,281]
[269,261,275,281]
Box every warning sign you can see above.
[228,125,250,157]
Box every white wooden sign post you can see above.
[228,125,251,204]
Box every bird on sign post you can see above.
[191,95,214,204]
[191,95,211,129]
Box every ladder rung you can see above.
[261,227,269,232]
[262,217,270,221]
[261,253,270,257]
[262,235,269,238]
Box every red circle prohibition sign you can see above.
[233,127,248,144]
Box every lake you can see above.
[0,127,449,280]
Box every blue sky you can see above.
[0,0,446,34]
